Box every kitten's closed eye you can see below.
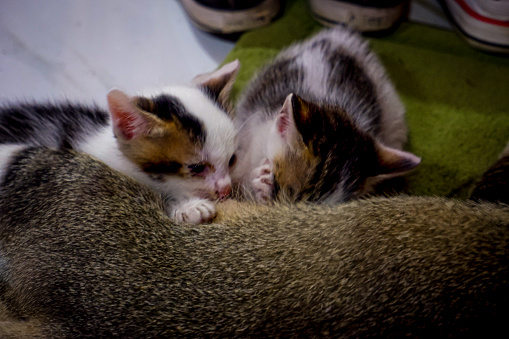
[143,161,182,174]
[188,163,208,176]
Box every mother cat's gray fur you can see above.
[1,147,508,338]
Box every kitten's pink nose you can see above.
[212,175,232,200]
[216,184,232,200]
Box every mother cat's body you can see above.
[0,146,508,337]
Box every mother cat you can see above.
[0,143,508,337]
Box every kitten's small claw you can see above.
[252,160,274,203]
[171,198,216,224]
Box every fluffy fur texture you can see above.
[0,146,508,337]
[232,26,420,203]
[0,61,240,224]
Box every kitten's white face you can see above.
[107,60,240,205]
[157,85,238,201]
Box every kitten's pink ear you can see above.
[107,89,156,140]
[376,143,421,177]
[276,94,300,145]
[192,59,240,112]
[276,93,313,147]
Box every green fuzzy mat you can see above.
[222,0,509,199]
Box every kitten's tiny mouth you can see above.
[195,186,233,201]
[195,190,216,200]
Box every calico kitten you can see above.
[232,26,420,203]
[0,60,240,224]
[0,146,508,337]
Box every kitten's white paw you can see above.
[172,198,216,224]
[251,159,274,203]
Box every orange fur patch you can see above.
[119,119,203,177]
[273,142,319,202]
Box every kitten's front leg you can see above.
[169,198,217,224]
[251,158,274,203]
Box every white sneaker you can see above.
[180,0,282,34]
[308,0,408,32]
[444,0,509,53]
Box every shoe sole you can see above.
[180,0,281,34]
[444,0,509,53]
[309,0,406,32]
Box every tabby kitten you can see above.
[0,146,508,338]
[0,60,240,224]
[232,26,420,203]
